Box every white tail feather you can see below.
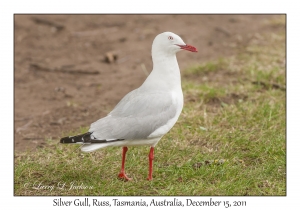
[81,143,110,153]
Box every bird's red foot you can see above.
[147,176,153,181]
[118,172,132,181]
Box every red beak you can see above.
[176,44,198,52]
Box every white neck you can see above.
[142,51,182,91]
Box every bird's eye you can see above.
[168,36,173,40]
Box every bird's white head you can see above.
[152,32,197,56]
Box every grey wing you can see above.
[89,88,177,140]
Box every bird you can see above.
[60,32,197,181]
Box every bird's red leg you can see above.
[118,146,132,181]
[147,147,155,180]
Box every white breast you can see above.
[148,90,183,138]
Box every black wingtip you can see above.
[60,132,92,144]
[60,136,75,144]
[60,132,126,144]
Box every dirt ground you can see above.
[14,14,283,152]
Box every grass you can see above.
[185,58,227,76]
[14,20,286,196]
